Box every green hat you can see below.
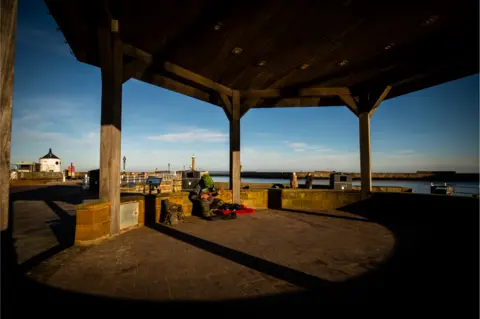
[201,188,209,193]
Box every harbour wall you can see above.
[74,171,479,182]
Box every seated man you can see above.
[191,175,236,220]
[199,189,223,219]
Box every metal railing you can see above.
[431,182,479,197]
[452,184,479,197]
[121,172,181,186]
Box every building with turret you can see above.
[39,148,61,172]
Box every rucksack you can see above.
[161,200,184,226]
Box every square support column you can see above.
[98,20,123,235]
[343,87,391,200]
[359,112,372,199]
[229,91,241,204]
[0,0,17,232]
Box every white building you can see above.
[39,148,61,172]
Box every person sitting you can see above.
[191,174,236,220]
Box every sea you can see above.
[211,176,480,197]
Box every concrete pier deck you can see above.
[4,184,478,315]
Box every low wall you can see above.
[267,189,362,211]
[214,182,411,193]
[75,188,479,246]
[216,189,268,208]
[10,179,52,185]
[17,171,63,180]
[120,179,182,194]
[211,171,479,181]
[75,200,111,245]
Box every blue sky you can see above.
[11,1,479,173]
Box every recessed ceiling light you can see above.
[213,22,224,31]
[298,63,310,70]
[422,15,439,26]
[232,47,243,55]
[256,60,267,67]
[338,60,349,67]
[384,43,395,50]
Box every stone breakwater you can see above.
[209,171,480,182]
[73,171,479,182]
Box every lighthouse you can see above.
[191,154,196,172]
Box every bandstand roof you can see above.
[45,0,479,110]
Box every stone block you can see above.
[93,206,110,224]
[302,200,313,210]
[76,208,94,225]
[282,190,298,200]
[301,192,313,201]
[292,199,303,209]
[312,191,325,201]
[75,220,110,243]
[282,199,293,209]
[311,200,323,210]
[255,197,267,208]
[241,199,255,208]
[246,191,257,199]
[76,201,111,226]
[182,204,192,216]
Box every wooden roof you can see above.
[45,0,479,109]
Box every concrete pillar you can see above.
[191,154,196,172]
[359,112,372,199]
[0,0,17,232]
[98,20,123,235]
[229,91,241,204]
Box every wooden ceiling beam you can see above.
[368,85,391,117]
[299,87,351,96]
[122,59,149,84]
[138,71,210,104]
[240,98,261,118]
[122,44,152,64]
[338,94,359,115]
[163,61,233,97]
[241,87,351,99]
[219,93,233,121]
[273,97,322,107]
[122,43,233,97]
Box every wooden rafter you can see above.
[122,59,149,84]
[139,71,210,103]
[122,44,233,97]
[338,94,359,115]
[240,98,260,118]
[368,85,392,117]
[220,93,233,121]
[241,87,351,99]
[274,97,321,107]
[300,87,351,96]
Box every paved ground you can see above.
[41,210,394,301]
[4,184,478,315]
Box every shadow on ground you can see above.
[2,186,479,316]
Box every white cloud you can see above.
[147,128,227,143]
[395,149,416,155]
[284,141,333,153]
[10,100,478,173]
